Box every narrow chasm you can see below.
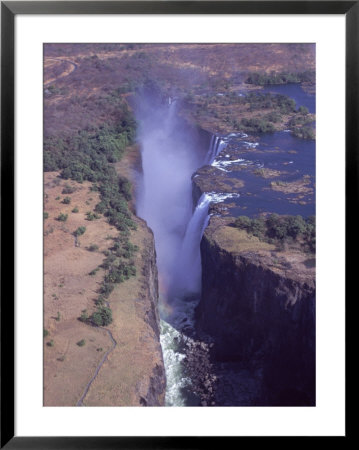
[134,90,222,406]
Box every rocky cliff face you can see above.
[196,217,315,406]
[136,218,166,406]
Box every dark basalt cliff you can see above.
[196,217,315,406]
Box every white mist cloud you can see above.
[136,93,207,304]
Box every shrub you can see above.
[79,310,89,322]
[240,117,276,133]
[62,184,76,194]
[43,212,49,220]
[89,268,99,276]
[96,295,105,306]
[62,196,71,204]
[72,207,79,213]
[118,176,132,201]
[285,215,307,239]
[90,306,113,327]
[304,216,316,252]
[47,340,54,347]
[57,213,68,222]
[87,244,99,252]
[235,216,252,229]
[86,211,100,221]
[250,219,266,238]
[265,111,282,123]
[77,339,86,347]
[99,282,114,298]
[73,226,86,236]
[292,126,315,140]
[266,214,288,240]
[43,329,49,338]
[44,226,54,236]
[298,105,309,115]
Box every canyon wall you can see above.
[196,217,316,406]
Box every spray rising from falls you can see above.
[137,99,204,299]
[136,94,229,405]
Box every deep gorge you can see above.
[135,91,315,406]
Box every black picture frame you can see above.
[1,1,355,447]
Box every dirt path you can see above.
[76,325,117,406]
[44,58,77,87]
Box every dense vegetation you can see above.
[244,92,297,113]
[44,100,138,328]
[185,89,314,137]
[291,126,315,140]
[234,214,315,252]
[240,118,276,133]
[246,70,315,86]
[187,90,297,114]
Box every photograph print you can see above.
[43,43,315,407]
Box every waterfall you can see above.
[136,91,231,405]
[170,194,211,297]
[206,136,227,165]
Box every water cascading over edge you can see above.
[135,94,226,405]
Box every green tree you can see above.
[90,306,113,326]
